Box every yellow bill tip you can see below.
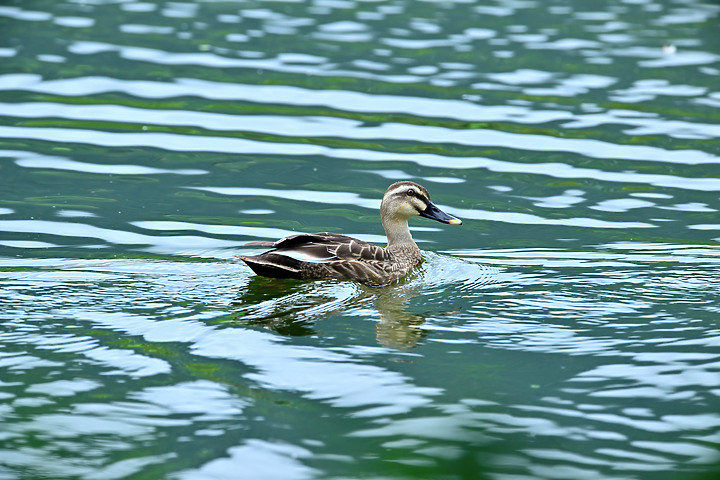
[448,218,462,225]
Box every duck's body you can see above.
[238,181,461,286]
[240,231,422,286]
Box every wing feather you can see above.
[260,232,390,263]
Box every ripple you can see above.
[0,74,569,123]
[177,440,317,480]
[4,71,715,140]
[1,125,718,195]
[65,41,422,83]
[640,51,720,68]
[452,205,655,229]
[453,244,720,268]
[54,16,95,28]
[187,185,649,230]
[56,210,98,218]
[2,93,716,164]
[13,154,207,176]
[0,73,702,131]
[120,24,174,35]
[0,240,58,249]
[0,219,242,254]
[133,220,304,243]
[0,5,52,21]
[415,251,502,291]
[25,379,101,397]
[58,306,443,418]
[0,126,327,156]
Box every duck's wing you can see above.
[247,232,391,263]
[240,232,402,285]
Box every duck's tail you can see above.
[236,254,303,279]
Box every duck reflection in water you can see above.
[231,275,427,350]
[372,283,426,349]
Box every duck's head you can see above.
[380,181,462,225]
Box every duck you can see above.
[237,181,462,286]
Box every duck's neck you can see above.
[382,216,417,250]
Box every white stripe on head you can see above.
[383,181,429,202]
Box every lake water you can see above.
[1,0,720,479]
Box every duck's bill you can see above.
[420,201,462,225]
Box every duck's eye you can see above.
[407,189,415,196]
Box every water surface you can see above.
[1,0,719,479]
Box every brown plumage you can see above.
[237,181,462,287]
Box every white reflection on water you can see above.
[15,155,207,176]
[0,240,58,249]
[199,330,442,417]
[2,380,247,478]
[640,51,720,68]
[56,210,98,218]
[187,185,651,229]
[6,98,720,149]
[448,204,654,229]
[0,219,243,254]
[2,73,718,145]
[176,440,318,480]
[59,304,442,417]
[4,126,720,194]
[132,220,299,241]
[66,41,422,83]
[2,328,170,377]
[187,186,380,210]
[0,5,52,21]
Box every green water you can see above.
[1,0,719,479]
